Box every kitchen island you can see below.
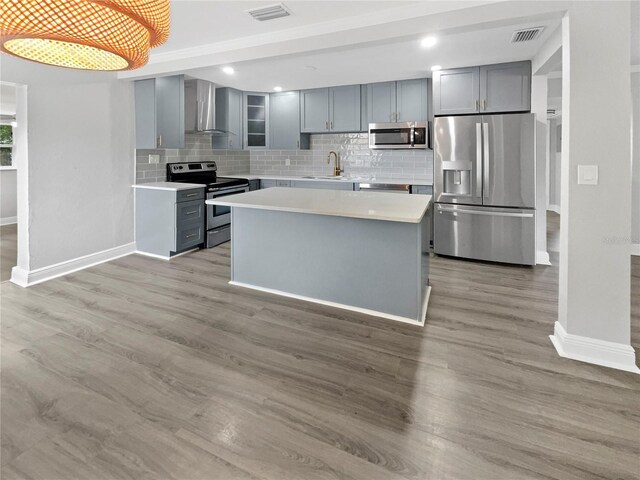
[207,187,432,325]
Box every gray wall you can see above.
[135,134,250,183]
[0,169,17,222]
[3,56,136,271]
[250,133,433,182]
[632,72,640,247]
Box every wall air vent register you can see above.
[246,3,291,22]
[511,27,545,43]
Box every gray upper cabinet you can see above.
[396,78,428,122]
[244,92,269,149]
[365,79,428,124]
[270,91,310,149]
[329,85,361,132]
[301,85,361,133]
[366,81,396,123]
[432,67,480,116]
[433,61,531,116]
[301,88,330,133]
[135,75,185,149]
[479,62,531,113]
[212,87,242,150]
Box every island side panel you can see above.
[231,207,424,321]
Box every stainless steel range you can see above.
[166,162,249,247]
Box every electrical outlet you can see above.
[577,165,598,185]
[148,154,160,164]
[285,157,291,166]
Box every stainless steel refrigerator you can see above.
[433,113,535,265]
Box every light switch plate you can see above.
[148,154,160,164]
[577,165,598,185]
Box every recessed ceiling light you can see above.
[421,36,437,48]
[273,86,283,92]
[431,65,442,71]
[222,66,235,75]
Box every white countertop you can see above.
[132,182,206,191]
[206,187,431,223]
[225,174,432,186]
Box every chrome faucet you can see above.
[327,151,342,177]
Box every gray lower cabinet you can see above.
[365,78,428,124]
[135,187,205,258]
[300,85,361,133]
[270,91,310,150]
[433,61,531,116]
[290,181,354,190]
[410,185,434,246]
[135,75,185,149]
[212,87,243,149]
[261,179,291,188]
[410,185,433,195]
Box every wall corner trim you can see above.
[549,321,640,374]
[536,251,551,265]
[10,242,136,288]
[631,243,640,257]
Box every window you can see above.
[0,123,13,167]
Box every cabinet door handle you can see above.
[157,135,162,147]
[185,210,198,215]
[185,233,198,239]
[330,121,333,130]
[185,193,199,197]
[296,140,300,148]
[482,99,487,110]
[325,121,329,130]
[475,100,479,111]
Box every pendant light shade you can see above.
[0,0,170,71]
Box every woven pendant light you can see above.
[0,0,170,71]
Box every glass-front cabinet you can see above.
[244,92,269,149]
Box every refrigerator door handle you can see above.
[475,123,482,199]
[436,205,534,218]
[483,122,489,200]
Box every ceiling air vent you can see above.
[511,27,545,43]
[247,3,291,22]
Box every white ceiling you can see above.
[119,1,637,90]
[186,18,562,91]
[156,1,420,54]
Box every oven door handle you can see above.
[208,186,249,195]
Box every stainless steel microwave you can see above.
[368,121,430,149]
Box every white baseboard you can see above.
[536,250,551,265]
[230,280,431,326]
[547,205,560,214]
[134,248,199,261]
[10,242,136,288]
[632,243,640,256]
[0,216,17,226]
[549,321,639,374]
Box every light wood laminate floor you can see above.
[1,213,639,480]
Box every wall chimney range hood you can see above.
[184,79,228,135]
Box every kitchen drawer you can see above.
[176,199,204,227]
[207,224,231,247]
[176,188,204,202]
[276,180,291,187]
[411,185,433,195]
[176,224,204,251]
